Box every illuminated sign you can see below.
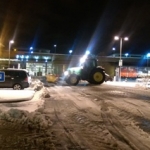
[0,72,5,82]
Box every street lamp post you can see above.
[8,40,14,67]
[114,36,128,81]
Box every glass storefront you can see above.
[26,62,53,76]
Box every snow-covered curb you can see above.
[105,81,136,87]
[105,81,150,89]
[0,90,35,102]
[0,87,47,112]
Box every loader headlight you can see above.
[64,71,69,76]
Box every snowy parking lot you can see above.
[0,80,150,149]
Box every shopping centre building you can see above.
[0,49,149,78]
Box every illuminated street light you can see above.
[124,37,129,41]
[112,47,116,51]
[35,56,39,62]
[125,53,129,57]
[147,53,150,57]
[16,55,19,59]
[114,36,129,81]
[54,45,57,53]
[25,55,29,61]
[30,47,33,53]
[8,40,14,67]
[20,55,24,61]
[44,56,48,62]
[69,50,73,54]
[114,36,119,40]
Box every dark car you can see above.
[0,69,31,90]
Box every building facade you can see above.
[0,49,149,78]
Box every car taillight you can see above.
[24,77,28,82]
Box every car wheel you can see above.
[13,84,22,90]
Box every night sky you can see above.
[0,0,150,55]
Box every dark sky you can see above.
[0,0,150,55]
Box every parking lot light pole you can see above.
[9,40,14,67]
[114,36,128,81]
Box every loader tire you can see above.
[68,74,79,86]
[89,68,105,84]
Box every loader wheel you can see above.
[68,74,79,86]
[89,68,105,84]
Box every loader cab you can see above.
[83,58,97,70]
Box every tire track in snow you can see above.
[47,87,120,150]
[46,87,89,150]
[77,85,150,150]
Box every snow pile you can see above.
[0,79,44,102]
[0,105,54,149]
[135,78,150,89]
[30,79,44,91]
[0,86,52,131]
[0,77,50,112]
[0,87,48,112]
[0,108,53,132]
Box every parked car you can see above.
[0,69,31,90]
